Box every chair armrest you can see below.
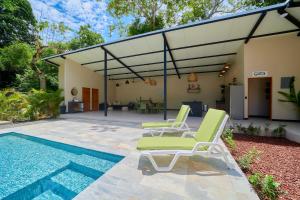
[167,119,176,122]
[192,142,221,152]
[181,131,196,137]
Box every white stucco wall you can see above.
[244,33,300,120]
[113,73,223,109]
[59,59,115,111]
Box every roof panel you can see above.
[254,10,298,35]
[166,14,258,48]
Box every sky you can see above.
[29,0,131,43]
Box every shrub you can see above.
[27,89,64,120]
[248,173,281,200]
[222,128,236,150]
[249,172,263,188]
[262,175,281,200]
[238,147,260,172]
[0,88,63,122]
[272,124,286,137]
[247,123,261,135]
[0,89,30,122]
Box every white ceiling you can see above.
[45,3,300,80]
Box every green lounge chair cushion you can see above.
[195,109,226,142]
[174,105,190,125]
[137,109,226,151]
[141,105,189,128]
[137,137,197,150]
[142,122,173,128]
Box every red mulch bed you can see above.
[230,134,300,200]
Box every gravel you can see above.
[230,134,300,200]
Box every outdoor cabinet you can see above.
[182,101,202,117]
[225,85,244,120]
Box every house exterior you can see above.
[44,1,300,121]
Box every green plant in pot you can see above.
[278,76,300,110]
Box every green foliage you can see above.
[272,124,286,137]
[222,128,236,150]
[107,0,186,33]
[235,123,261,135]
[243,0,285,8]
[278,76,300,108]
[128,16,165,36]
[0,0,36,47]
[0,89,30,122]
[249,173,281,200]
[0,88,63,122]
[27,89,64,120]
[247,123,261,135]
[69,25,104,50]
[0,42,33,71]
[262,175,281,200]
[249,172,263,188]
[238,147,260,171]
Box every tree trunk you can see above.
[39,72,46,90]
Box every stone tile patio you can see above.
[0,112,261,200]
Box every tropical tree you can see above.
[107,0,287,36]
[0,0,36,47]
[128,15,165,36]
[278,77,300,109]
[0,43,33,88]
[68,25,104,50]
[107,0,185,34]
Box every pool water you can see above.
[0,132,124,200]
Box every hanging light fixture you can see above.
[125,80,129,84]
[187,72,198,82]
[221,70,226,73]
[224,64,230,70]
[219,74,224,77]
[116,83,120,87]
[144,78,151,84]
[150,79,157,86]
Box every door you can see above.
[82,87,90,112]
[248,77,272,119]
[92,88,99,111]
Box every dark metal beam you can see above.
[107,63,225,76]
[104,50,108,117]
[109,70,221,80]
[100,46,145,81]
[93,53,236,71]
[245,12,266,44]
[278,9,300,36]
[44,60,59,66]
[42,1,291,61]
[46,29,299,66]
[90,29,299,67]
[162,32,180,79]
[163,38,167,120]
[60,55,66,59]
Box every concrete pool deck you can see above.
[0,113,260,200]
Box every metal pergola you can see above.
[43,0,300,120]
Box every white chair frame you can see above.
[141,115,232,172]
[144,106,191,136]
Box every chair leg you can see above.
[143,153,181,172]
[211,145,233,169]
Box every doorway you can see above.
[92,88,99,111]
[248,77,272,119]
[82,87,90,112]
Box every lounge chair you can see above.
[141,105,191,136]
[137,109,231,172]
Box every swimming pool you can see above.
[0,132,124,200]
